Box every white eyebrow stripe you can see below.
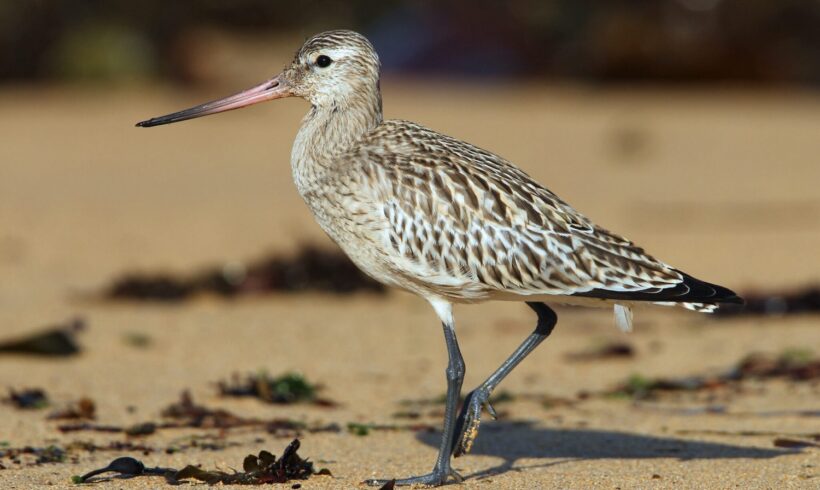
[312,47,358,61]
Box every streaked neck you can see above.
[291,87,382,191]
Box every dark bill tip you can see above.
[135,119,159,128]
[134,75,289,128]
[134,105,213,127]
[135,115,186,127]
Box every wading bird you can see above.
[137,30,741,486]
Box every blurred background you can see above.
[2,0,819,85]
[2,0,818,299]
[0,2,818,487]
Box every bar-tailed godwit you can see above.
[138,30,741,486]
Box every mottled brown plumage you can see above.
[137,29,741,486]
[279,31,740,316]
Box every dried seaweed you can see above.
[218,371,335,406]
[57,423,122,433]
[58,392,340,439]
[715,286,820,317]
[730,349,820,381]
[1,441,174,471]
[65,440,155,455]
[104,245,385,302]
[266,419,341,438]
[161,390,260,428]
[47,397,95,420]
[607,374,707,399]
[0,318,83,356]
[125,422,157,436]
[606,349,820,400]
[176,440,327,484]
[0,445,66,466]
[75,439,331,485]
[773,437,820,449]
[75,456,174,483]
[57,392,255,434]
[4,388,49,409]
[565,340,634,361]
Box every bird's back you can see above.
[325,119,740,309]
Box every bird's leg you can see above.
[452,302,557,457]
[367,310,465,487]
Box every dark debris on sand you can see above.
[715,285,820,317]
[104,245,385,302]
[218,371,336,406]
[4,388,49,409]
[0,318,83,356]
[0,445,67,467]
[606,349,820,400]
[773,437,820,449]
[47,397,96,420]
[58,391,341,439]
[75,439,331,485]
[58,391,259,435]
[565,340,635,361]
[67,440,156,455]
[161,390,261,429]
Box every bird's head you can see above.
[284,30,381,108]
[136,30,381,127]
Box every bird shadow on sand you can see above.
[416,420,796,480]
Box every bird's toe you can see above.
[365,468,462,487]
[453,388,493,457]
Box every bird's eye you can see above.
[315,55,332,68]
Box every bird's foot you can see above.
[365,467,463,487]
[452,387,496,457]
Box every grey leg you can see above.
[452,302,557,457]
[367,319,465,486]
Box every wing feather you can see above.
[351,120,738,305]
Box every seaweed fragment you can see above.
[606,349,820,400]
[48,397,96,420]
[66,440,155,455]
[565,340,634,361]
[0,445,66,466]
[4,388,49,409]
[218,371,335,406]
[124,422,157,436]
[76,439,331,485]
[161,390,259,428]
[76,456,174,483]
[773,437,820,449]
[57,423,122,433]
[58,392,339,439]
[714,286,820,317]
[103,245,385,302]
[0,318,83,356]
[731,350,820,381]
[177,440,326,484]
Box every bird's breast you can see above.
[292,174,401,284]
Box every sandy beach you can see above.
[1,83,819,488]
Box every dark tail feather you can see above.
[677,272,743,305]
[573,271,743,305]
